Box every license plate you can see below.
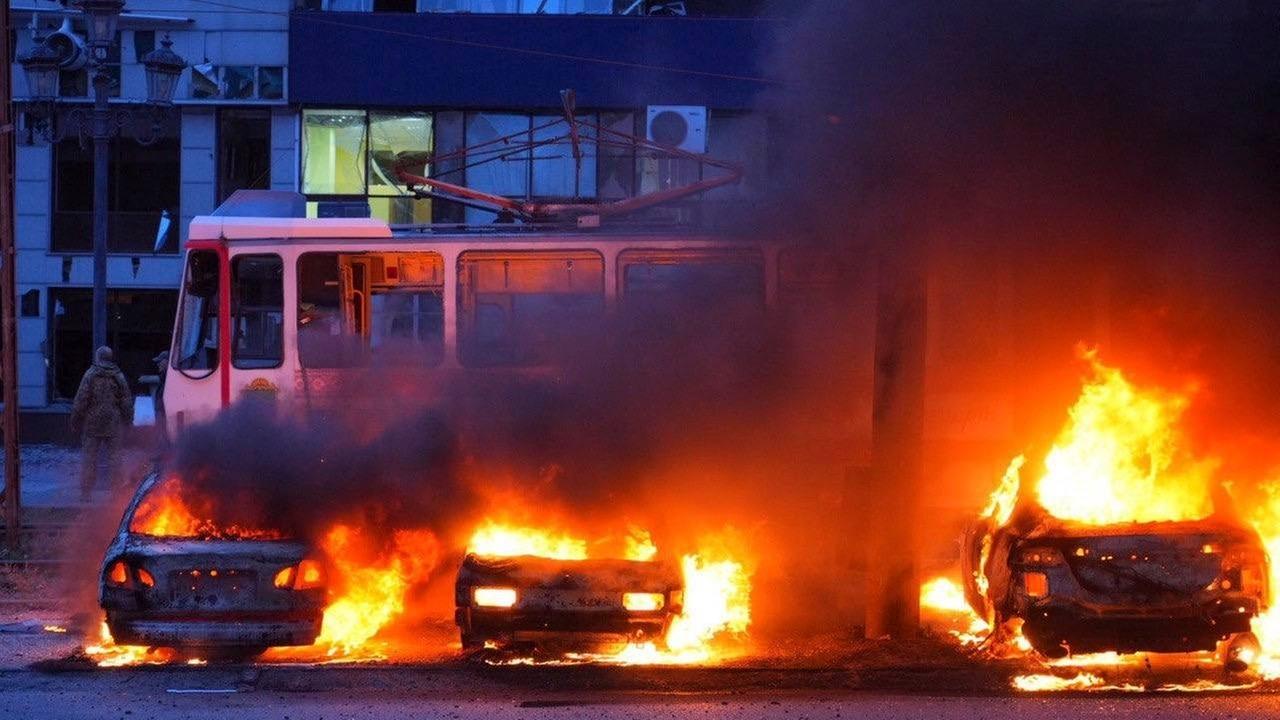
[521,589,619,611]
[169,569,256,609]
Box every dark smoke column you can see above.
[864,225,926,639]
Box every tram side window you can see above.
[621,252,764,326]
[297,252,445,368]
[232,255,284,369]
[458,252,605,367]
[172,250,220,375]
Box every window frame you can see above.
[456,249,606,368]
[231,253,285,371]
[301,107,622,225]
[49,116,182,255]
[189,63,288,102]
[217,107,273,204]
[171,249,222,379]
[617,247,766,312]
[296,250,447,369]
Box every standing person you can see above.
[151,350,170,448]
[70,346,134,502]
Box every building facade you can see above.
[11,0,296,432]
[10,0,774,430]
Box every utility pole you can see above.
[863,223,927,639]
[1,0,24,550]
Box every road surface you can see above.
[2,666,1280,720]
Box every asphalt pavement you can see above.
[2,667,1280,720]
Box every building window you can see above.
[301,109,431,224]
[51,117,180,254]
[297,252,444,368]
[232,255,284,369]
[192,64,286,100]
[218,109,272,203]
[20,290,40,317]
[50,288,177,401]
[459,112,599,223]
[457,250,604,367]
[415,0,614,12]
[302,0,636,10]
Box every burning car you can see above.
[964,493,1269,669]
[100,472,326,657]
[455,552,683,653]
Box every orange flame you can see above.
[926,350,1266,684]
[1034,352,1215,524]
[130,476,281,541]
[1249,485,1280,681]
[467,521,588,560]
[84,620,186,667]
[270,524,441,661]
[467,521,752,663]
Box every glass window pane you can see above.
[368,111,432,196]
[621,250,764,321]
[132,30,155,62]
[258,67,285,100]
[302,109,367,195]
[172,250,220,376]
[58,69,88,97]
[457,251,604,367]
[369,196,432,225]
[298,252,444,368]
[531,114,596,199]
[597,112,635,200]
[223,66,255,99]
[464,113,529,199]
[232,255,284,369]
[191,63,218,99]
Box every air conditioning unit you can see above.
[646,105,707,154]
[45,18,88,71]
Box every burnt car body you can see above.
[455,553,682,652]
[964,499,1269,664]
[100,473,325,654]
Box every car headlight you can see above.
[473,586,518,608]
[622,592,665,612]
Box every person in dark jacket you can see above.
[70,346,133,502]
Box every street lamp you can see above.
[17,3,186,352]
[77,0,126,52]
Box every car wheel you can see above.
[1220,632,1261,673]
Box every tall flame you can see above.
[1249,485,1280,681]
[924,349,1280,691]
[129,476,281,541]
[467,521,588,560]
[269,524,441,661]
[1034,353,1215,524]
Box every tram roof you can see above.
[191,191,741,244]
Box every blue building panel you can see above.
[289,12,773,110]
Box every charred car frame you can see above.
[100,473,326,655]
[455,553,682,653]
[964,495,1269,669]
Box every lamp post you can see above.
[18,2,186,351]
